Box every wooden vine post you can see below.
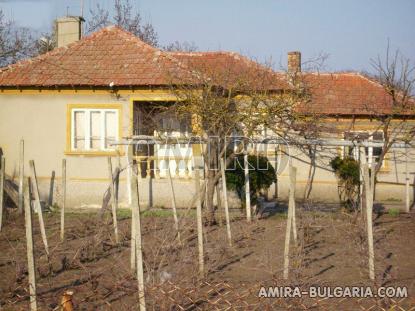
[0,157,5,231]
[216,183,223,226]
[61,159,66,241]
[274,145,279,199]
[194,169,205,278]
[362,162,375,280]
[291,170,298,244]
[29,160,49,256]
[167,164,181,243]
[405,147,410,213]
[243,145,252,222]
[133,166,146,311]
[24,177,37,310]
[359,147,375,280]
[128,145,146,310]
[18,139,24,214]
[220,158,232,247]
[48,170,55,208]
[283,165,297,279]
[107,157,119,244]
[128,145,136,272]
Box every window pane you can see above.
[373,147,382,157]
[90,111,101,149]
[372,132,383,163]
[74,111,85,149]
[105,111,117,148]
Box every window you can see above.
[343,131,384,166]
[71,108,119,151]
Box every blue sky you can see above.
[1,0,414,72]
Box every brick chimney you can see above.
[55,16,84,47]
[287,51,301,74]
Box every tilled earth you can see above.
[0,206,414,310]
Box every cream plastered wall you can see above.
[0,90,414,208]
[273,117,415,204]
[0,89,198,208]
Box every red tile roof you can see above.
[0,26,193,87]
[0,26,288,90]
[298,72,413,116]
[0,26,411,116]
[167,51,291,90]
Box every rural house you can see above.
[0,17,413,209]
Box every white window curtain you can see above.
[90,111,101,150]
[72,108,118,151]
[105,111,117,148]
[74,111,85,149]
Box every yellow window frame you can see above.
[65,103,123,156]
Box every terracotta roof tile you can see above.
[0,26,412,116]
[0,26,193,87]
[297,72,413,116]
[167,51,291,90]
[0,29,290,90]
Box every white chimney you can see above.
[55,16,84,48]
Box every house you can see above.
[0,17,413,209]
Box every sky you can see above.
[1,0,414,73]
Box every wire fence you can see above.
[144,280,414,310]
[1,181,414,310]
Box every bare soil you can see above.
[0,206,414,310]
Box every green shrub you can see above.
[333,157,360,185]
[330,156,360,210]
[388,208,400,217]
[225,154,276,204]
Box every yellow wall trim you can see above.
[0,88,177,96]
[69,177,127,182]
[64,151,125,157]
[129,93,182,136]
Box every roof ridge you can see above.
[159,51,206,83]
[167,50,253,63]
[303,71,386,89]
[0,25,158,74]
[168,51,235,55]
[0,26,289,89]
[304,71,362,76]
[169,50,276,70]
[0,27,129,81]
[103,25,159,52]
[354,72,385,89]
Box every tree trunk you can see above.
[203,140,218,225]
[304,146,317,201]
[205,169,217,225]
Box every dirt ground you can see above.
[0,206,414,310]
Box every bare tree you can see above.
[87,3,111,33]
[156,55,304,224]
[87,0,159,47]
[164,41,198,52]
[273,53,329,202]
[369,45,415,181]
[0,9,35,67]
[35,31,56,55]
